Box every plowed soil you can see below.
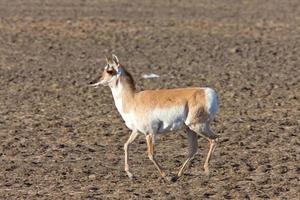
[0,0,299,199]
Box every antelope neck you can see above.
[110,70,136,113]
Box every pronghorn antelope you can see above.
[90,55,218,181]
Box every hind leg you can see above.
[173,128,198,181]
[188,122,217,175]
[203,136,217,174]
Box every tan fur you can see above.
[134,88,206,109]
[118,81,209,124]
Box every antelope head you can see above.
[90,54,122,87]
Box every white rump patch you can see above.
[204,88,218,119]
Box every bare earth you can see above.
[0,0,299,199]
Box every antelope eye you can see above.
[107,69,114,74]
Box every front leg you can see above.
[145,134,166,178]
[124,131,139,179]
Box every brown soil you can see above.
[0,0,299,199]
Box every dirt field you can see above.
[0,0,299,199]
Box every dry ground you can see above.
[0,0,299,199]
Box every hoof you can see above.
[126,171,134,180]
[171,176,178,182]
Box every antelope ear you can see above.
[105,56,109,64]
[112,54,119,66]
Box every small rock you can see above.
[89,174,96,179]
[89,186,99,191]
[229,47,242,53]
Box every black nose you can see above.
[89,77,99,85]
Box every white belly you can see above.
[136,106,187,134]
[157,106,186,133]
